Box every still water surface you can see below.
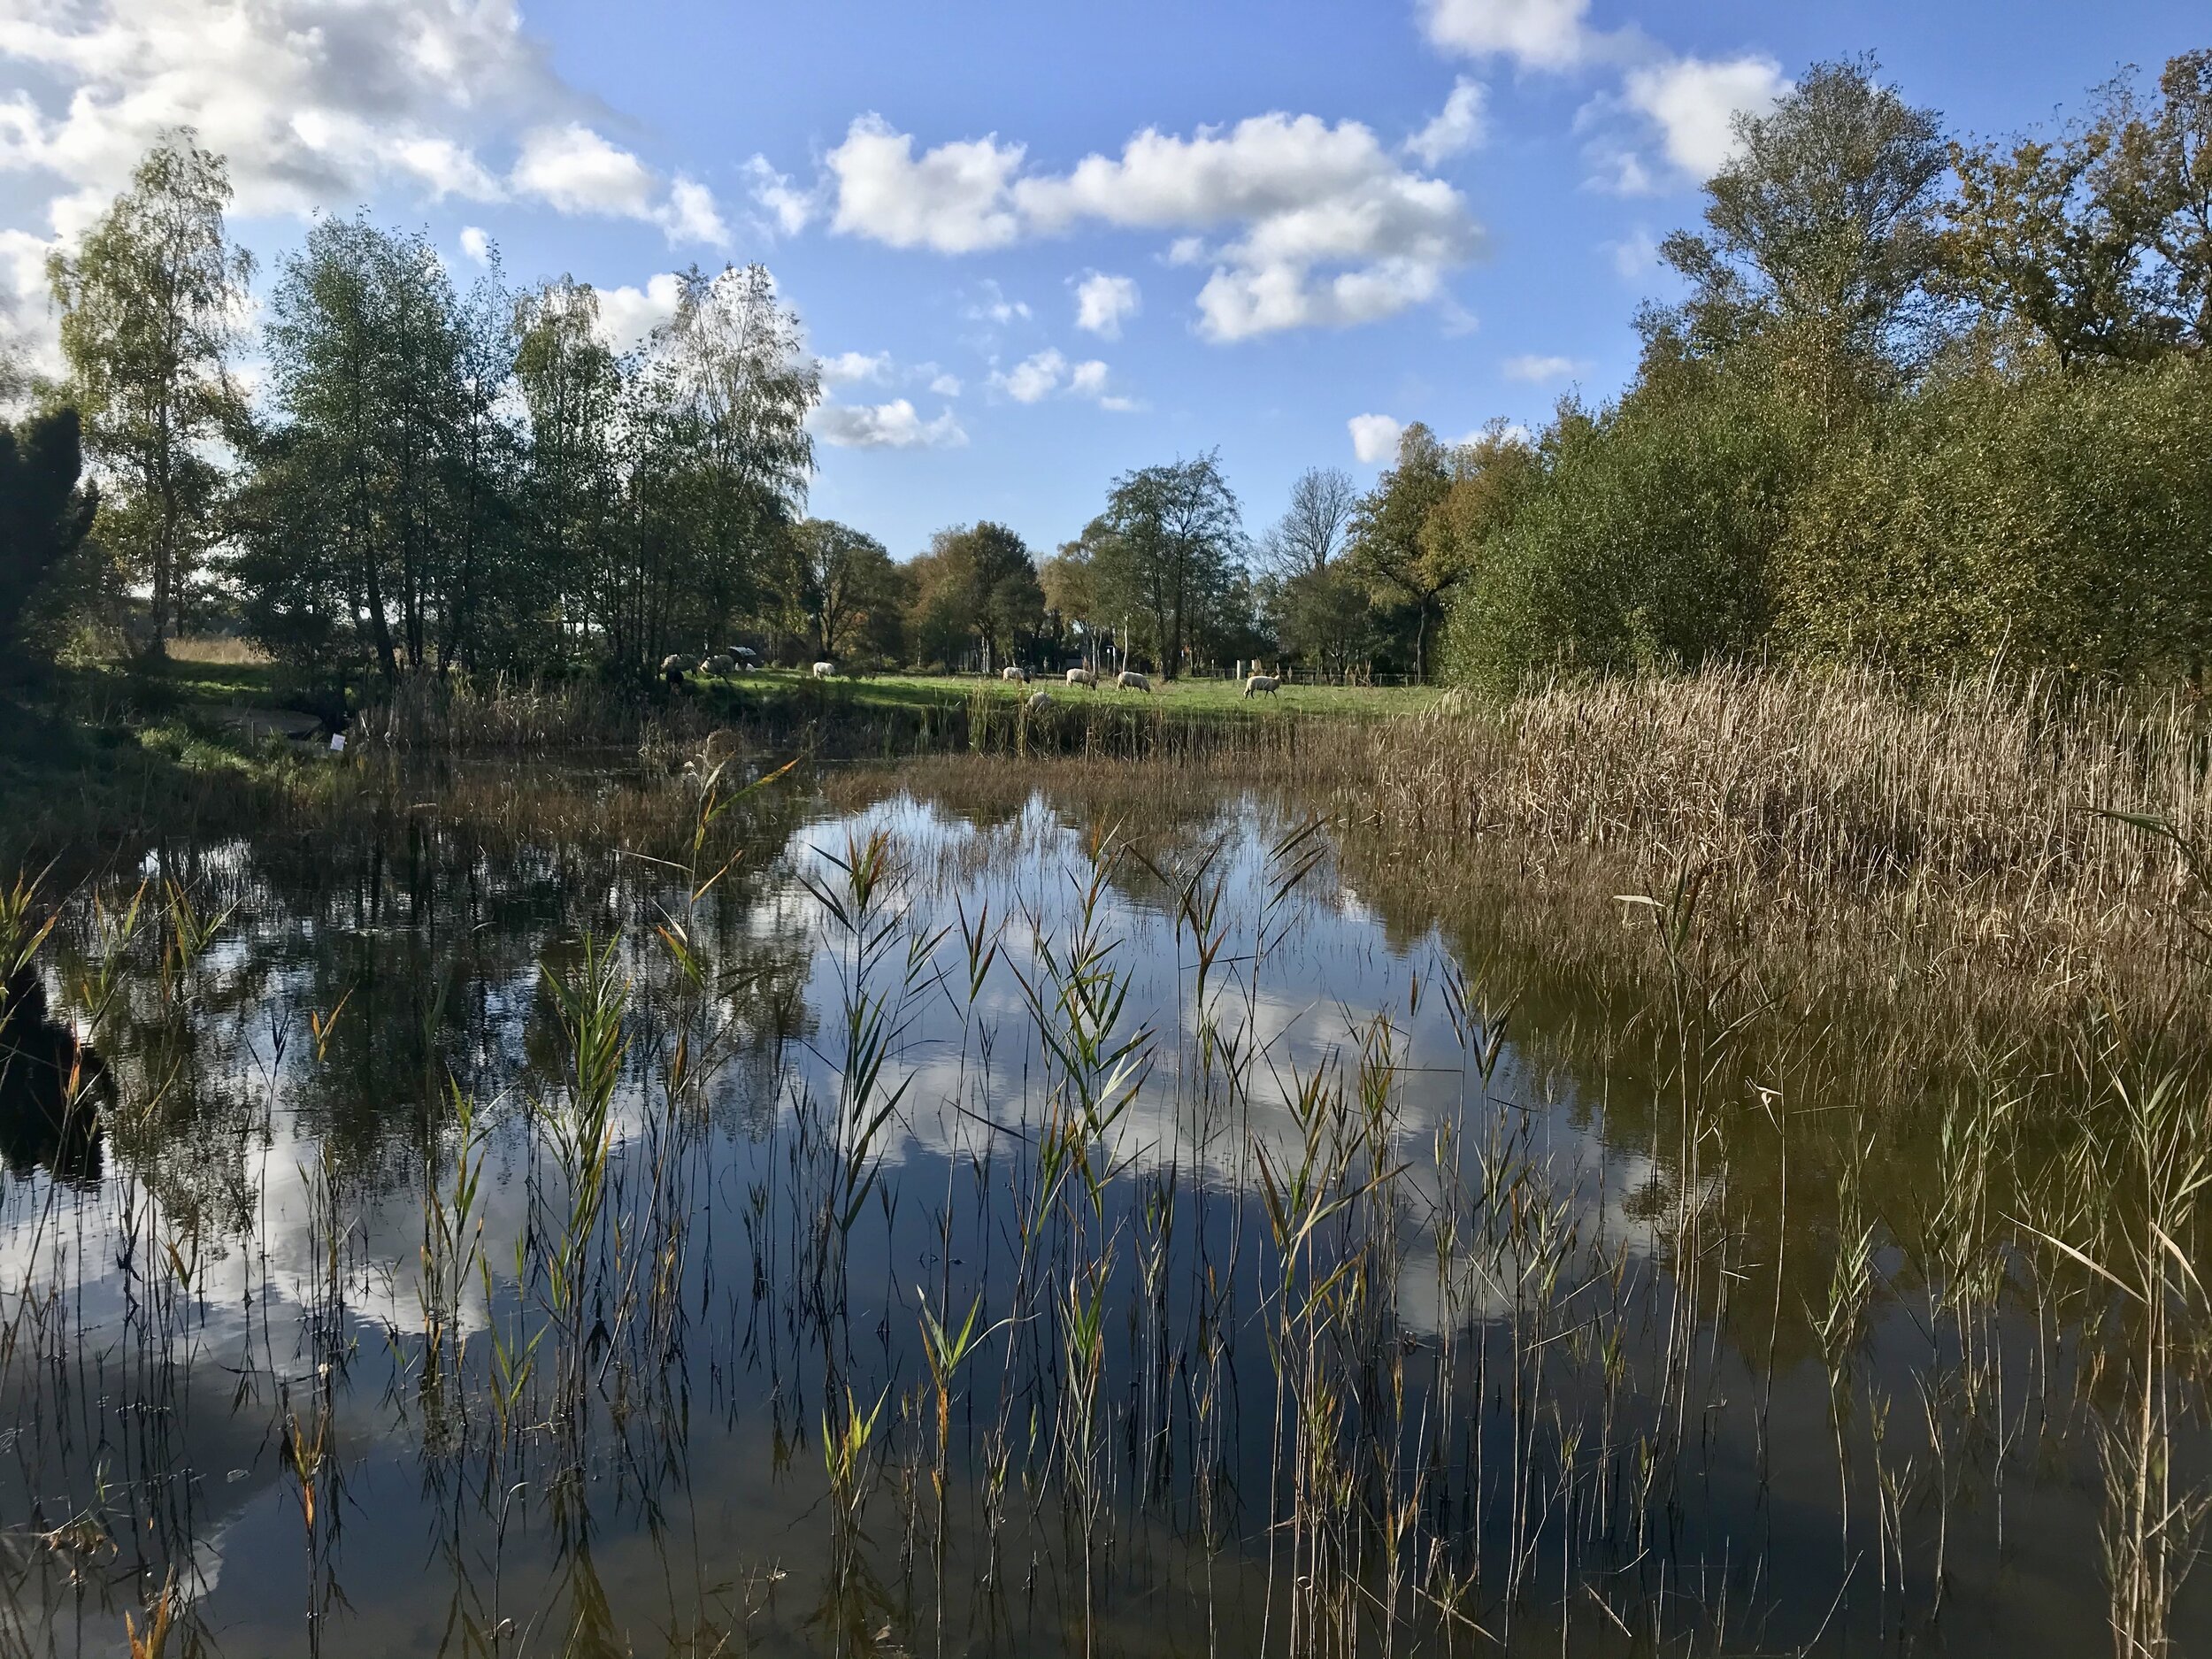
[0,764,2197,1655]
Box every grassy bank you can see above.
[0,657,348,866]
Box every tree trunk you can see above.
[364,550,399,681]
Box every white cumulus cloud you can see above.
[1622,55,1788,182]
[659,176,730,246]
[813,398,967,449]
[511,123,656,215]
[1015,112,1480,340]
[1414,0,1784,196]
[742,155,820,236]
[1418,0,1600,70]
[1348,412,1404,465]
[818,349,892,387]
[964,280,1032,326]
[506,124,726,244]
[0,0,730,271]
[997,348,1067,403]
[0,228,59,379]
[1406,77,1488,165]
[990,348,1131,409]
[458,225,492,265]
[1072,272,1140,337]
[826,113,1025,253]
[0,0,550,241]
[593,273,686,352]
[817,111,1480,342]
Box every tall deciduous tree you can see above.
[514,278,622,657]
[1947,51,2212,364]
[262,217,474,680]
[787,518,899,660]
[1256,466,1356,580]
[1647,58,1951,417]
[907,522,1042,671]
[623,265,818,659]
[1094,453,1243,679]
[1346,424,1457,682]
[49,131,250,652]
[1039,526,1107,666]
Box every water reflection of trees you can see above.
[0,965,109,1183]
[35,769,824,1221]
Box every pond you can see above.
[0,758,2202,1656]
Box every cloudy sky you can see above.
[0,0,2200,556]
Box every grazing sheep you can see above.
[1243,673,1280,699]
[660,653,687,686]
[811,660,834,680]
[703,651,737,676]
[1025,688,1049,714]
[1117,669,1152,693]
[1065,667,1097,688]
[1001,664,1030,683]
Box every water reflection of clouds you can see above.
[4,781,1678,1359]
[768,787,1671,1332]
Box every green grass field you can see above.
[692,667,1444,720]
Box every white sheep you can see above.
[1002,664,1031,683]
[1117,669,1152,693]
[702,652,737,676]
[1065,667,1097,688]
[812,660,834,680]
[1243,673,1280,698]
[659,653,687,685]
[1025,688,1049,714]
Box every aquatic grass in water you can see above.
[0,761,2204,1655]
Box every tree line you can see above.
[6,50,2210,691]
[1409,50,2212,689]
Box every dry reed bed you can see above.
[1345,664,2212,1080]
[1371,665,2208,895]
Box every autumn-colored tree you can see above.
[1947,51,2212,363]
[905,523,1042,671]
[787,518,902,661]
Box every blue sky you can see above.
[1,0,2203,558]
